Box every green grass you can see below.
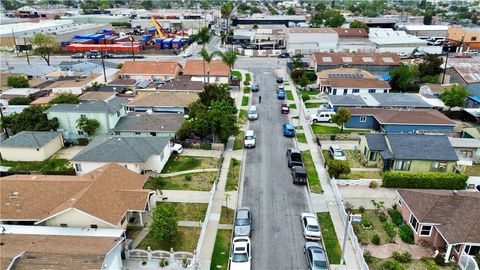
[288,104,297,109]
[342,171,381,180]
[239,109,247,124]
[296,133,307,144]
[311,124,369,135]
[231,70,242,81]
[220,206,234,224]
[144,172,217,191]
[162,156,218,173]
[301,89,320,96]
[138,227,200,252]
[292,116,299,119]
[317,212,342,264]
[243,86,251,93]
[210,229,232,270]
[301,151,323,193]
[226,158,241,191]
[286,90,294,101]
[233,131,245,150]
[1,158,75,174]
[305,103,322,108]
[245,73,251,81]
[241,96,249,106]
[158,202,208,222]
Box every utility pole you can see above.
[101,40,107,83]
[0,106,9,139]
[11,29,18,57]
[24,38,30,65]
[129,35,135,62]
[442,48,450,84]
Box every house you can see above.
[0,225,126,270]
[78,91,116,101]
[447,26,480,51]
[127,92,199,114]
[369,28,441,55]
[448,137,480,163]
[359,133,458,172]
[119,61,181,81]
[322,77,391,95]
[462,127,480,140]
[29,94,57,106]
[0,131,64,162]
[113,112,184,137]
[0,88,44,105]
[396,189,480,264]
[183,60,230,84]
[286,28,338,55]
[333,28,376,53]
[0,163,152,229]
[310,52,400,74]
[327,93,440,111]
[45,96,127,141]
[445,57,480,96]
[345,108,456,133]
[466,96,480,109]
[156,80,204,92]
[71,136,172,174]
[45,74,103,95]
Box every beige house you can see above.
[0,163,153,229]
[0,131,64,162]
[119,61,181,81]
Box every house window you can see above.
[471,37,477,41]
[369,151,377,161]
[78,130,84,135]
[116,111,120,117]
[394,160,411,171]
[332,88,337,95]
[460,150,473,158]
[60,223,68,227]
[134,132,141,135]
[420,225,432,236]
[115,131,120,135]
[397,197,402,206]
[90,224,98,229]
[368,89,376,93]
[409,214,419,232]
[75,163,82,172]
[352,89,360,93]
[464,245,480,255]
[343,89,348,95]
[150,132,157,136]
[80,114,86,119]
[431,161,448,172]
[384,89,388,93]
[360,116,367,122]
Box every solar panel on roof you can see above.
[135,80,151,89]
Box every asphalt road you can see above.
[241,66,310,270]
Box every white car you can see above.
[301,213,322,241]
[171,143,183,154]
[310,111,335,123]
[230,237,251,270]
[247,106,258,120]
[244,130,256,148]
[183,52,193,58]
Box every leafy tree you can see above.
[389,64,419,92]
[7,76,29,88]
[418,55,443,77]
[141,0,153,9]
[323,9,346,27]
[200,0,210,10]
[315,2,326,11]
[252,24,258,30]
[2,106,59,134]
[440,85,469,107]
[331,107,351,133]
[1,0,23,10]
[349,20,369,33]
[50,93,79,104]
[30,33,59,66]
[8,97,33,105]
[194,27,212,46]
[76,117,100,137]
[423,12,433,25]
[149,204,178,243]
[286,6,296,15]
[328,160,351,178]
[209,99,239,142]
[199,83,233,107]
[199,48,220,83]
[54,14,61,20]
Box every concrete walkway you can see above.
[180,149,222,158]
[350,167,381,172]
[157,168,218,177]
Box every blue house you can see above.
[346,108,456,133]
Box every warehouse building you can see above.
[287,28,338,55]
[397,24,449,39]
[369,28,442,55]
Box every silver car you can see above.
[234,207,251,237]
[304,241,328,270]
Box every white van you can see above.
[244,130,256,148]
[248,106,258,120]
[310,111,335,123]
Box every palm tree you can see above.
[199,48,220,84]
[195,27,212,46]
[221,2,234,30]
[220,51,238,82]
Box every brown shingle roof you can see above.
[328,77,391,89]
[120,61,180,76]
[183,60,230,77]
[312,52,401,66]
[398,189,480,244]
[289,28,337,34]
[29,94,57,105]
[78,91,115,101]
[0,163,150,225]
[45,74,100,89]
[128,92,199,108]
[349,108,457,126]
[333,28,368,38]
[156,80,204,91]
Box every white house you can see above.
[0,131,64,161]
[287,28,338,55]
[183,60,230,84]
[322,77,391,95]
[71,136,172,175]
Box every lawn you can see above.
[367,257,457,270]
[243,86,251,93]
[305,103,322,109]
[352,210,391,246]
[137,227,200,252]
[317,212,342,264]
[301,151,323,193]
[226,158,241,191]
[158,202,208,221]
[1,158,75,174]
[233,131,245,151]
[231,70,242,81]
[342,171,382,180]
[288,104,297,109]
[144,172,217,191]
[241,96,249,106]
[239,109,247,124]
[296,133,307,144]
[465,164,480,176]
[220,206,234,224]
[245,73,251,82]
[292,116,299,119]
[286,90,294,101]
[301,89,320,96]
[210,229,232,270]
[311,124,369,135]
[162,156,219,173]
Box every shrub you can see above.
[361,217,373,229]
[383,221,396,242]
[388,209,403,227]
[243,80,250,86]
[327,159,351,178]
[243,86,251,93]
[434,253,446,266]
[382,171,468,190]
[7,75,29,88]
[8,96,33,105]
[184,174,192,181]
[77,138,89,146]
[372,234,381,245]
[398,224,414,244]
[378,211,388,222]
[475,253,480,266]
[392,251,412,263]
[363,251,374,264]
[159,258,169,267]
[369,180,378,188]
[344,201,354,214]
[359,206,365,213]
[426,259,439,270]
[380,259,405,270]
[301,92,310,101]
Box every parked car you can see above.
[310,111,335,123]
[234,207,252,237]
[183,52,193,58]
[301,213,322,240]
[276,77,283,83]
[465,49,479,55]
[277,85,285,93]
[278,52,290,58]
[282,123,295,137]
[277,90,286,100]
[304,242,328,270]
[171,143,183,154]
[244,130,256,148]
[281,103,289,114]
[71,53,84,59]
[292,166,307,184]
[328,145,346,160]
[286,148,303,168]
[247,106,258,120]
[251,83,259,92]
[230,237,251,270]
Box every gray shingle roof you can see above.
[113,113,184,133]
[370,93,432,108]
[45,97,126,114]
[387,134,458,161]
[71,136,170,163]
[328,95,368,106]
[0,131,61,148]
[365,134,388,151]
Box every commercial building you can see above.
[233,24,288,49]
[369,28,442,55]
[397,25,449,39]
[334,28,376,53]
[346,17,397,28]
[287,28,338,55]
[447,26,480,51]
[231,15,307,27]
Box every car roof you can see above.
[331,144,342,150]
[289,148,301,153]
[305,216,319,226]
[293,166,307,173]
[236,208,250,219]
[311,247,327,261]
[284,123,294,128]
[245,130,254,136]
[249,106,257,110]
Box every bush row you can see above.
[382,171,468,190]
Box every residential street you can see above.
[241,67,310,269]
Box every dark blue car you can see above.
[277,90,286,100]
[282,123,295,137]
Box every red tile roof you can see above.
[120,61,180,76]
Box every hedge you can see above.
[382,171,468,190]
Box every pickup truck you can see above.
[286,148,304,168]
[291,166,307,184]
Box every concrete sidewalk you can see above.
[180,149,222,158]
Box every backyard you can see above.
[144,172,217,191]
[162,156,219,173]
[137,227,200,252]
[366,257,458,270]
[352,210,392,246]
[157,202,208,222]
[301,151,323,193]
[1,158,75,174]
[311,124,369,135]
[210,229,232,270]
[225,158,241,191]
[317,212,342,264]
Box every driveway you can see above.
[339,186,398,209]
[55,146,84,159]
[239,64,309,269]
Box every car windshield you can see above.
[286,127,294,131]
[307,225,320,232]
[236,218,249,226]
[334,151,344,157]
[245,136,255,140]
[314,260,327,268]
[232,253,248,262]
[249,110,256,114]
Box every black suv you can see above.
[286,148,304,168]
[292,166,307,185]
[276,77,283,83]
